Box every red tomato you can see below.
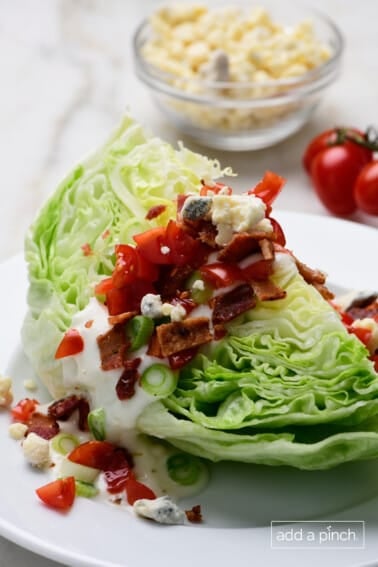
[36,477,76,511]
[106,280,155,316]
[247,171,286,207]
[11,398,39,423]
[242,259,273,281]
[200,262,243,288]
[269,217,286,247]
[354,161,378,215]
[349,326,372,347]
[94,277,113,295]
[125,478,156,505]
[303,128,372,173]
[112,245,158,288]
[68,440,116,469]
[133,226,172,265]
[165,220,208,267]
[55,329,84,359]
[310,144,371,216]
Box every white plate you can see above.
[0,212,377,567]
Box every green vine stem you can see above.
[334,127,378,151]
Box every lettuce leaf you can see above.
[21,115,226,397]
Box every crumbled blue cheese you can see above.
[140,293,186,322]
[133,495,186,525]
[160,245,171,255]
[192,279,205,291]
[181,196,212,221]
[22,432,51,468]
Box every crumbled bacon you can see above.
[27,412,60,440]
[84,319,94,329]
[313,282,335,301]
[250,279,286,302]
[217,231,275,263]
[97,324,130,371]
[48,394,89,431]
[212,284,256,325]
[295,259,326,285]
[81,243,93,256]
[156,317,212,357]
[115,368,139,400]
[146,332,163,358]
[108,311,137,326]
[258,238,274,260]
[157,265,194,299]
[185,504,202,523]
[145,204,167,220]
[346,294,378,321]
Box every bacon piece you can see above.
[183,218,219,249]
[295,259,326,285]
[145,204,166,220]
[185,504,202,523]
[212,284,256,325]
[48,395,89,431]
[97,324,130,371]
[242,258,274,281]
[312,283,334,301]
[147,332,163,358]
[250,279,286,302]
[218,231,274,263]
[157,265,193,299]
[27,412,60,440]
[156,317,212,357]
[108,311,137,326]
[346,294,378,321]
[115,368,139,400]
[258,238,274,260]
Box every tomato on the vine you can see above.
[303,127,375,216]
[354,161,378,215]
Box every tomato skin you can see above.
[200,262,243,288]
[303,128,372,173]
[68,440,117,469]
[349,326,372,347]
[94,277,113,295]
[36,477,76,511]
[269,217,286,247]
[133,227,172,265]
[125,478,156,505]
[113,244,159,287]
[247,171,286,207]
[55,329,84,359]
[354,161,378,215]
[310,144,370,216]
[11,398,39,423]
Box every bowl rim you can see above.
[132,2,344,107]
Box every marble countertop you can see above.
[0,1,377,566]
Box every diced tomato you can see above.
[125,477,156,505]
[247,171,286,207]
[112,245,159,288]
[106,280,155,316]
[349,326,372,346]
[68,440,116,469]
[269,217,286,247]
[103,448,133,494]
[340,311,354,326]
[168,347,199,370]
[36,477,76,511]
[200,262,243,288]
[95,277,114,295]
[165,220,208,267]
[133,226,172,265]
[11,398,39,423]
[200,181,232,196]
[55,329,84,359]
[242,259,273,281]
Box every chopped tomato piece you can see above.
[247,171,285,207]
[95,277,114,295]
[269,217,286,247]
[200,181,232,196]
[103,448,133,494]
[106,280,155,316]
[165,220,208,267]
[125,477,156,505]
[36,477,76,511]
[55,329,84,359]
[11,398,39,423]
[200,262,243,288]
[242,259,273,281]
[349,326,372,346]
[133,226,172,265]
[68,440,116,469]
[112,245,159,288]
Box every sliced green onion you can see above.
[60,457,99,483]
[185,272,212,304]
[75,479,99,498]
[127,315,154,351]
[166,453,204,486]
[141,364,178,397]
[88,407,106,441]
[51,433,79,455]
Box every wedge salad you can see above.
[5,115,378,520]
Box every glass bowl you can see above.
[132,1,344,151]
